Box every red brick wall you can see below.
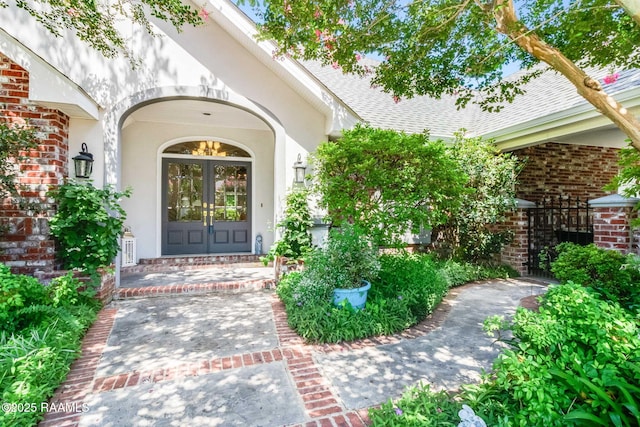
[500,209,529,275]
[0,52,69,274]
[512,142,619,203]
[592,206,637,253]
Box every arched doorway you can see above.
[161,140,252,255]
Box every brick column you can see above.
[0,52,69,274]
[589,194,639,254]
[500,198,535,276]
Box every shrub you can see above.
[48,181,131,274]
[0,266,96,335]
[551,242,640,309]
[369,283,640,427]
[377,253,448,320]
[0,264,49,334]
[433,133,521,262]
[291,224,380,306]
[262,188,313,264]
[313,124,466,246]
[439,258,518,287]
[0,310,97,426]
[370,383,462,426]
[466,283,640,426]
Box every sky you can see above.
[233,1,523,77]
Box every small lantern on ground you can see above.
[293,154,307,184]
[73,143,94,179]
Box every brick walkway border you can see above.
[39,278,544,427]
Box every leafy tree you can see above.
[3,0,202,64]
[312,124,466,246]
[244,0,640,150]
[433,133,522,261]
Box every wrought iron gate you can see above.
[527,196,593,276]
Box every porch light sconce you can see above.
[73,143,94,179]
[293,154,307,184]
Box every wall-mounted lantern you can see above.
[293,154,307,184]
[72,143,94,179]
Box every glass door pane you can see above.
[213,164,248,222]
[166,162,203,222]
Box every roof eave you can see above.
[490,86,640,151]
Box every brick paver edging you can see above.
[39,308,117,427]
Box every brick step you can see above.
[122,254,267,275]
[138,254,262,265]
[115,279,276,300]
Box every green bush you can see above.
[261,188,313,264]
[439,258,518,287]
[370,383,462,426]
[48,181,131,274]
[466,283,640,426]
[551,242,640,309]
[313,124,466,246]
[369,283,640,426]
[0,264,49,334]
[377,253,448,320]
[434,133,521,262]
[285,224,381,309]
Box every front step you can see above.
[118,256,275,300]
[115,278,276,300]
[121,254,267,275]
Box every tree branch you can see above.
[492,0,640,150]
[614,0,640,26]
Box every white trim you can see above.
[158,135,256,159]
[491,87,640,151]
[155,136,257,257]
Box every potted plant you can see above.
[303,224,380,309]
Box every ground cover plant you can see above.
[0,265,100,427]
[277,250,516,344]
[368,255,640,426]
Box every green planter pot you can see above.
[332,280,371,310]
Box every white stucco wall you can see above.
[0,1,345,260]
[120,119,275,258]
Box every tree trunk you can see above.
[615,0,640,27]
[493,0,640,151]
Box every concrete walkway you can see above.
[40,277,547,427]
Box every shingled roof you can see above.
[303,58,640,140]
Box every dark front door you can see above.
[162,158,251,255]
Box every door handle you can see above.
[202,202,208,226]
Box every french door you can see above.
[162,158,251,254]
